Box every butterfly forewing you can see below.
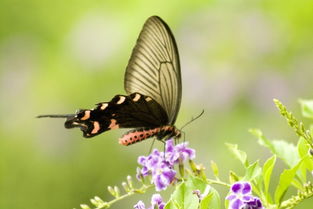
[124,16,181,125]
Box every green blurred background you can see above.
[1,0,313,208]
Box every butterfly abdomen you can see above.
[119,125,180,146]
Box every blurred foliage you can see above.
[0,0,313,208]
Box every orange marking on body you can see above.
[119,128,160,146]
[91,121,100,134]
[108,119,119,130]
[162,126,171,131]
[81,110,91,120]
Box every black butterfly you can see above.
[38,16,182,146]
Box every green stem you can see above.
[206,178,231,187]
[98,184,153,209]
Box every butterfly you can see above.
[38,16,182,146]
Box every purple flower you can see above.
[165,140,195,164]
[136,139,195,191]
[226,182,263,209]
[134,194,165,209]
[151,194,165,209]
[134,200,146,209]
[152,163,176,191]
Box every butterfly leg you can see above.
[148,138,156,154]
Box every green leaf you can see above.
[199,186,221,209]
[164,182,198,209]
[165,176,221,209]
[263,155,276,193]
[250,129,299,168]
[263,155,276,203]
[298,137,313,170]
[274,159,304,204]
[210,160,219,178]
[297,137,313,184]
[299,99,313,119]
[243,161,262,181]
[225,143,248,167]
[229,170,240,184]
[165,176,213,209]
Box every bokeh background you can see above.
[1,0,313,208]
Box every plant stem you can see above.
[112,184,152,206]
[206,178,230,187]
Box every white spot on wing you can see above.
[145,97,152,102]
[100,103,108,110]
[133,93,141,102]
[117,96,126,104]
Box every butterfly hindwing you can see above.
[64,93,169,138]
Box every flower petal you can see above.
[151,194,163,206]
[138,156,146,165]
[242,182,252,194]
[231,182,243,194]
[229,198,243,209]
[134,200,146,209]
[226,194,237,201]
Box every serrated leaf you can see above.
[274,158,304,204]
[226,143,248,167]
[263,155,276,203]
[299,99,313,119]
[199,186,221,209]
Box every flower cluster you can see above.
[136,139,195,191]
[134,194,165,209]
[226,182,263,209]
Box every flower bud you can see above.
[122,182,130,192]
[80,204,91,209]
[107,186,116,196]
[127,175,133,188]
[114,186,120,197]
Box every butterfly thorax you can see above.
[119,125,181,146]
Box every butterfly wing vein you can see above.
[124,16,181,125]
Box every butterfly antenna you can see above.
[36,114,76,118]
[180,109,204,131]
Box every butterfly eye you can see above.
[76,110,86,118]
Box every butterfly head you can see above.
[64,109,100,138]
